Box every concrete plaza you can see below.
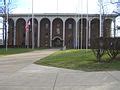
[0,49,120,90]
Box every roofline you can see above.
[0,13,118,18]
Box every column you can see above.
[37,20,40,48]
[25,20,27,46]
[25,19,29,48]
[113,18,116,37]
[63,20,65,47]
[50,19,53,48]
[75,19,78,49]
[13,20,16,46]
[88,20,91,47]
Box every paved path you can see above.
[0,49,120,90]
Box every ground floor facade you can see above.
[5,13,117,48]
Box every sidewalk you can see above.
[0,49,120,90]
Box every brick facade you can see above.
[4,13,117,48]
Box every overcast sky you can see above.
[12,0,115,14]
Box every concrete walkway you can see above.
[0,49,120,90]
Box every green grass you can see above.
[35,49,120,71]
[0,48,34,56]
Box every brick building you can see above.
[3,13,117,48]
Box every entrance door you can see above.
[52,38,63,47]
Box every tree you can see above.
[0,0,16,50]
[111,0,120,14]
[91,0,120,62]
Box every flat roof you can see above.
[0,13,118,18]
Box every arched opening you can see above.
[16,18,26,47]
[40,18,50,47]
[91,18,100,39]
[8,18,14,46]
[79,18,87,48]
[52,18,63,47]
[103,19,112,37]
[115,16,120,37]
[52,36,63,47]
[65,18,76,48]
[28,18,38,47]
[90,18,100,47]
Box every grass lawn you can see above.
[34,49,120,71]
[0,48,34,56]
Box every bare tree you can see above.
[1,0,16,50]
[7,0,17,13]
[91,0,120,62]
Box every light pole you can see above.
[81,0,83,49]
[32,0,34,49]
[99,0,103,37]
[86,0,89,50]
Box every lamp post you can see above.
[86,0,88,50]
[81,0,83,49]
[99,0,103,38]
[32,0,34,49]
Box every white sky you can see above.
[12,0,115,14]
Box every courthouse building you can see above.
[4,13,117,48]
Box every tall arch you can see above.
[114,16,120,37]
[40,18,50,47]
[8,18,14,46]
[28,18,38,47]
[16,18,26,47]
[103,19,112,37]
[52,18,63,47]
[90,18,100,40]
[65,18,76,48]
[79,18,87,48]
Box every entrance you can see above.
[52,37,63,47]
